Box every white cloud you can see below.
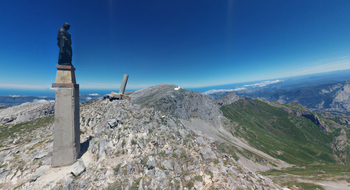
[10,95,21,98]
[296,57,350,75]
[202,80,283,95]
[86,97,92,100]
[33,99,55,103]
[203,87,246,95]
[89,93,99,96]
[243,80,283,87]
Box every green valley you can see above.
[220,98,350,188]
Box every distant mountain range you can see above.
[0,94,100,107]
[205,69,350,115]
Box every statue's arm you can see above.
[59,34,67,52]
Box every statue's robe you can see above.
[57,28,72,65]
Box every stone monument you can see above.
[119,74,129,95]
[52,23,80,167]
[106,74,130,100]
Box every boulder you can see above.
[199,148,217,162]
[71,160,86,176]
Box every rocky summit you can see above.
[0,84,281,190]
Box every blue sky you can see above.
[0,0,349,91]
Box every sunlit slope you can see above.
[220,99,342,165]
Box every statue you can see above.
[57,22,72,65]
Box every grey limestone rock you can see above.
[199,148,217,162]
[196,136,206,146]
[149,167,169,189]
[79,179,89,188]
[174,162,182,176]
[63,178,74,190]
[107,119,117,128]
[161,160,173,171]
[32,151,47,159]
[194,181,204,190]
[51,186,61,190]
[138,179,144,190]
[147,156,156,170]
[215,91,240,107]
[32,166,49,181]
[0,169,9,182]
[70,160,86,176]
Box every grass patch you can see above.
[130,177,142,190]
[0,115,54,147]
[282,182,325,190]
[221,99,337,165]
[114,163,121,175]
[262,164,350,178]
[194,175,202,181]
[180,151,186,159]
[141,157,148,166]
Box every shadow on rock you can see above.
[79,136,92,159]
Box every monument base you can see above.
[51,86,80,167]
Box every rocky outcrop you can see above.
[280,107,331,132]
[131,84,225,128]
[0,102,55,125]
[330,83,350,113]
[0,95,280,189]
[215,92,240,107]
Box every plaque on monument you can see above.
[52,23,80,167]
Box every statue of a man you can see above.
[57,23,72,65]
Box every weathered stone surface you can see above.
[52,86,80,167]
[199,148,217,162]
[32,165,49,181]
[161,160,173,171]
[174,162,182,176]
[32,151,47,159]
[194,181,204,190]
[63,178,74,190]
[147,156,156,170]
[131,84,224,127]
[196,136,206,146]
[71,160,86,176]
[107,119,117,128]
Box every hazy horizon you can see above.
[1,68,349,97]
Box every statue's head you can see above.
[63,22,71,30]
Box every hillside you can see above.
[221,98,350,187]
[0,92,280,189]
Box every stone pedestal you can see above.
[52,65,80,167]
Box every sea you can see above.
[0,81,261,97]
